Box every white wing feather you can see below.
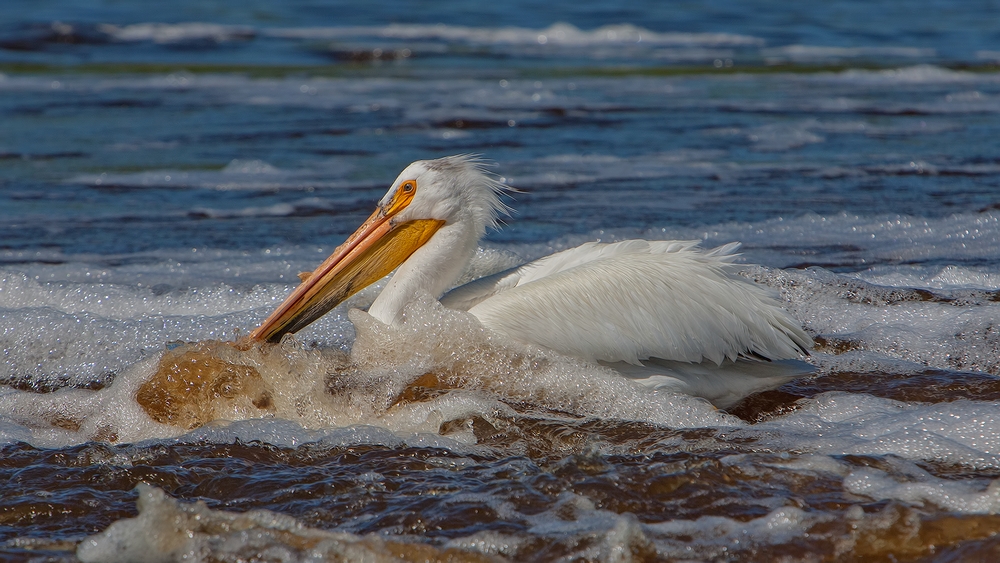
[441,240,811,365]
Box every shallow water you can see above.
[3,1,1000,561]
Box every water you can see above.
[2,1,1000,560]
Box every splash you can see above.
[136,341,277,429]
[1,293,733,449]
[77,485,501,563]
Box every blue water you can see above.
[2,1,999,258]
[3,1,1000,561]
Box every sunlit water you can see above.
[2,1,1000,561]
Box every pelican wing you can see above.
[442,240,811,365]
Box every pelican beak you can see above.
[248,195,443,343]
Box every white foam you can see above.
[744,264,1000,376]
[0,356,183,448]
[443,531,525,558]
[816,64,993,85]
[523,500,655,561]
[699,211,1000,267]
[220,158,281,175]
[703,118,963,151]
[754,393,1000,469]
[857,264,1000,291]
[644,505,821,557]
[0,270,286,385]
[76,484,407,563]
[68,164,345,192]
[743,120,826,151]
[265,22,764,48]
[98,22,255,44]
[845,467,1000,513]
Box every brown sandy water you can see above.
[5,330,1000,561]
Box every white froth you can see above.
[0,275,273,385]
[642,505,823,559]
[755,392,1000,468]
[0,356,182,448]
[703,118,962,152]
[69,163,343,192]
[444,531,525,558]
[845,467,1000,513]
[76,485,392,563]
[264,22,764,48]
[815,65,992,85]
[525,502,654,562]
[702,212,1000,267]
[743,264,1000,376]
[99,22,255,44]
[857,264,1000,291]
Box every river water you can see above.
[3,1,1000,561]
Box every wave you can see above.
[4,20,972,69]
[265,22,764,48]
[98,22,255,44]
[69,473,1000,562]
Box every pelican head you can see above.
[249,155,510,343]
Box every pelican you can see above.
[249,155,812,408]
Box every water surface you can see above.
[2,1,1000,561]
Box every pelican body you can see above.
[250,156,812,407]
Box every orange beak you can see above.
[248,190,443,343]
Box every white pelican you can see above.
[249,155,812,408]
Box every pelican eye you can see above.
[386,180,418,216]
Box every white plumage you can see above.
[443,239,810,366]
[251,155,813,407]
